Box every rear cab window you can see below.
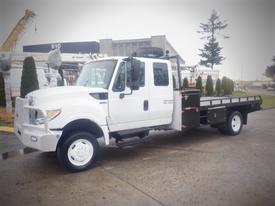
[153,62,169,86]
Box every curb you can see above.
[0,126,14,133]
[261,107,275,110]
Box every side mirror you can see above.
[129,58,141,90]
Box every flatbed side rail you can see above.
[200,96,262,108]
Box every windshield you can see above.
[77,60,117,89]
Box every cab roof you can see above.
[85,56,171,65]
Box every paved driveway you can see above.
[0,109,275,206]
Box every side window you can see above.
[112,62,126,92]
[126,61,145,87]
[153,62,169,86]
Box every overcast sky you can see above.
[0,0,274,80]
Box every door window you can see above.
[126,62,145,88]
[113,62,126,92]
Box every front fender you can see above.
[60,113,107,128]
[48,103,110,145]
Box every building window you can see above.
[153,62,169,86]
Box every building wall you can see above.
[23,36,184,64]
[99,35,185,64]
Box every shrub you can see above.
[215,78,222,96]
[221,76,234,95]
[230,79,234,94]
[205,75,214,96]
[196,76,203,93]
[183,77,189,89]
[20,56,39,98]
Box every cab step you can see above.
[115,137,151,148]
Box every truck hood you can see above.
[26,86,107,107]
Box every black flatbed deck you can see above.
[200,96,262,112]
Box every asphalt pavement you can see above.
[0,109,275,206]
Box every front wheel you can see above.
[57,132,100,172]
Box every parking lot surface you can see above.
[0,109,275,206]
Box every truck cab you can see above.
[14,55,178,171]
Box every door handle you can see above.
[144,100,149,111]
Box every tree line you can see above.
[182,75,234,96]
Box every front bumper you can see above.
[14,97,61,152]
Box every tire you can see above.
[218,124,229,135]
[226,111,243,136]
[57,132,100,172]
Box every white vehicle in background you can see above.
[14,47,262,172]
[10,65,49,97]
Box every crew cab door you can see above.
[148,61,173,126]
[107,60,149,131]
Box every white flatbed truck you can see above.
[14,48,262,172]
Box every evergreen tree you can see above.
[183,77,189,89]
[229,79,234,94]
[205,75,214,96]
[196,76,203,93]
[215,78,222,96]
[20,56,39,98]
[198,10,228,69]
[265,56,275,80]
[221,76,228,95]
[221,76,234,95]
[0,73,6,107]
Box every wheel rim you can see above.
[231,114,241,133]
[67,139,94,166]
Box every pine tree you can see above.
[0,73,6,107]
[20,56,39,98]
[215,78,222,96]
[198,10,228,69]
[221,76,228,95]
[196,76,203,93]
[265,56,275,80]
[229,79,234,94]
[183,77,189,89]
[206,75,214,96]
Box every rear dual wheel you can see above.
[218,111,243,136]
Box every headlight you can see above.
[46,109,61,121]
[34,109,61,125]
